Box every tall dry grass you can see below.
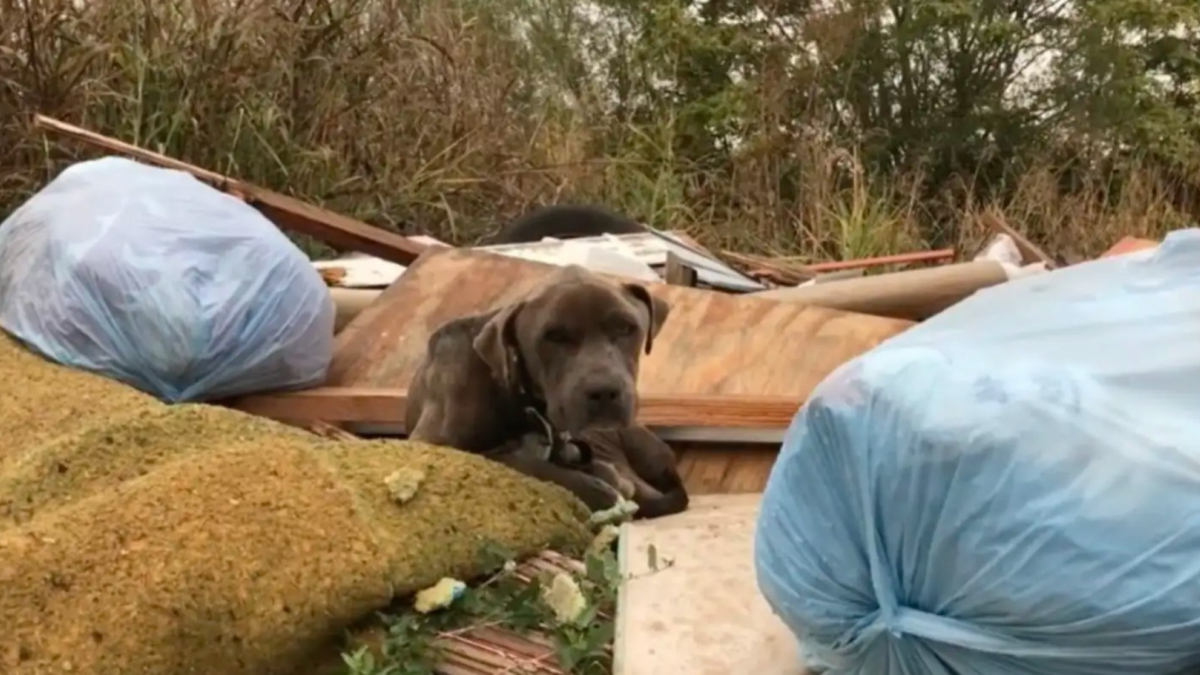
[0,0,1194,260]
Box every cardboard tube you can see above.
[328,287,382,334]
[751,261,1010,321]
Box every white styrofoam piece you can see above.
[477,235,663,282]
[408,234,452,247]
[475,231,765,291]
[973,233,1024,266]
[309,234,442,289]
[557,240,662,282]
[312,230,766,290]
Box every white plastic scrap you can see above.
[413,577,467,614]
[383,467,425,505]
[589,524,621,555]
[589,497,639,527]
[542,572,588,625]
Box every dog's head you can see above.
[472,265,671,435]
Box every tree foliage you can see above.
[3,0,1198,253]
[557,0,1200,235]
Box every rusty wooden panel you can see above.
[329,247,913,400]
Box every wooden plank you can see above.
[328,247,913,401]
[678,443,780,494]
[1100,236,1158,259]
[719,250,814,286]
[672,443,780,494]
[225,387,802,430]
[614,494,805,675]
[246,189,427,264]
[32,114,427,265]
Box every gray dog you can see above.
[405,264,685,513]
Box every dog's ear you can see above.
[622,284,671,354]
[473,302,524,385]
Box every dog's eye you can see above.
[611,320,638,337]
[543,327,573,344]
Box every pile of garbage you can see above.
[8,133,1200,675]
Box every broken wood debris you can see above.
[721,248,956,288]
[719,251,815,286]
[805,248,956,272]
[225,387,802,430]
[33,115,428,265]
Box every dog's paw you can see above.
[589,461,636,499]
[575,473,623,512]
[604,468,637,500]
[615,474,637,499]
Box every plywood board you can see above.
[329,247,912,399]
[674,443,780,494]
[614,494,805,675]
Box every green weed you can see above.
[341,542,623,675]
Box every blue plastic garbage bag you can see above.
[0,156,335,402]
[755,229,1200,675]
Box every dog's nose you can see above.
[586,385,622,407]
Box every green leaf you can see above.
[585,619,616,654]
